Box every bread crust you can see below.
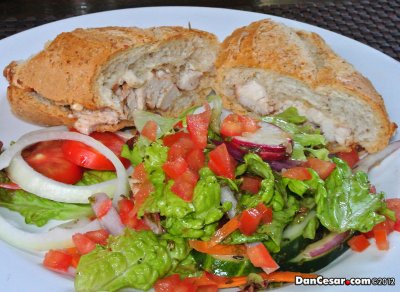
[216,19,396,153]
[6,26,218,110]
[7,85,134,132]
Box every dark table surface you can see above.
[0,0,399,61]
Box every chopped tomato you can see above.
[132,163,148,183]
[255,203,273,224]
[65,247,80,268]
[162,131,190,147]
[132,181,154,215]
[282,167,312,181]
[43,250,72,272]
[96,198,112,219]
[196,285,218,292]
[0,182,21,190]
[348,234,370,252]
[84,229,109,246]
[154,274,181,292]
[180,169,200,185]
[141,120,158,142]
[162,157,189,179]
[374,229,389,250]
[240,176,262,194]
[186,103,211,149]
[168,137,195,161]
[208,143,237,179]
[239,115,260,133]
[188,240,247,256]
[119,199,150,230]
[62,131,130,171]
[23,141,83,184]
[171,179,196,202]
[246,243,279,273]
[336,149,359,168]
[209,216,240,246]
[220,114,244,137]
[72,233,96,255]
[220,114,260,137]
[239,208,262,236]
[306,158,336,179]
[386,198,400,221]
[363,219,394,239]
[154,274,197,292]
[394,220,400,232]
[174,120,184,130]
[186,149,205,172]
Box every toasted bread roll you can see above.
[215,19,396,153]
[5,26,219,134]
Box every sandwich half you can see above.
[215,19,396,153]
[4,26,219,134]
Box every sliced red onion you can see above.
[220,186,238,219]
[353,141,400,173]
[307,232,349,258]
[143,213,163,234]
[91,193,125,235]
[231,122,292,154]
[268,160,304,172]
[225,141,246,162]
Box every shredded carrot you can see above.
[189,240,247,256]
[217,272,319,288]
[209,216,240,247]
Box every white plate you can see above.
[0,6,399,292]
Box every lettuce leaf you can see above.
[163,168,229,239]
[133,111,179,139]
[0,188,93,227]
[316,158,386,233]
[75,170,116,186]
[75,230,189,291]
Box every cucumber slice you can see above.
[191,250,262,277]
[273,211,321,264]
[280,232,352,273]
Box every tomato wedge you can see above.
[336,149,359,168]
[62,131,130,171]
[246,243,279,273]
[188,240,247,256]
[208,144,237,179]
[306,158,336,179]
[240,176,262,194]
[239,207,262,236]
[43,250,72,272]
[154,274,181,292]
[141,120,158,142]
[186,103,211,149]
[348,234,370,252]
[23,141,83,184]
[282,167,312,180]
